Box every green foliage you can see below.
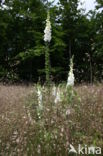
[0,0,102,83]
[0,65,7,78]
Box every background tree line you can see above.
[0,0,103,83]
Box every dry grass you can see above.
[0,84,103,155]
[0,84,33,155]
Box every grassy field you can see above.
[0,84,103,156]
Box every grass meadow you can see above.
[0,84,103,156]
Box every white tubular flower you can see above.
[44,12,52,42]
[37,86,43,110]
[66,57,75,87]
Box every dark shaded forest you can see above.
[0,0,103,83]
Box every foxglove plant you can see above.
[37,86,43,117]
[44,12,52,84]
[66,57,74,88]
[66,56,75,103]
[37,87,42,106]
[54,87,61,104]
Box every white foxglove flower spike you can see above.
[37,86,43,110]
[54,87,61,104]
[44,12,52,42]
[66,56,75,87]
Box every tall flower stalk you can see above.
[37,85,43,119]
[45,43,50,85]
[66,56,74,88]
[44,12,52,85]
[66,56,75,103]
[37,86,43,110]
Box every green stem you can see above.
[45,42,50,85]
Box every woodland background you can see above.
[0,0,103,83]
